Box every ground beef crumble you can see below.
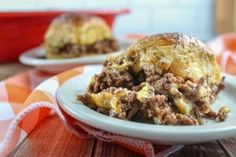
[89,69,134,93]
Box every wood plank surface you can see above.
[1,62,236,157]
[170,142,227,157]
[0,62,30,80]
[93,140,141,157]
[216,0,234,34]
[216,0,236,34]
[8,116,95,157]
[219,138,236,157]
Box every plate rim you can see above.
[19,47,123,66]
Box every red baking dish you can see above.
[0,9,129,63]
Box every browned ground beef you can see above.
[89,69,134,93]
[78,64,226,125]
[140,95,198,125]
[52,39,119,56]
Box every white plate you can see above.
[19,40,131,73]
[56,65,236,145]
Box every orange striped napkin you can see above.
[207,33,236,75]
[0,66,182,157]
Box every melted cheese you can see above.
[174,97,193,114]
[136,83,155,102]
[90,89,129,113]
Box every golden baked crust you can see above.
[126,33,222,84]
[78,33,228,125]
[44,13,118,59]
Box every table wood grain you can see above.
[0,62,30,80]
[1,62,236,157]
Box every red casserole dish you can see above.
[0,9,129,63]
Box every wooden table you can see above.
[1,62,236,157]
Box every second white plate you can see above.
[19,40,131,73]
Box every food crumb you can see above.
[217,106,230,122]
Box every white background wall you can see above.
[0,0,216,41]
